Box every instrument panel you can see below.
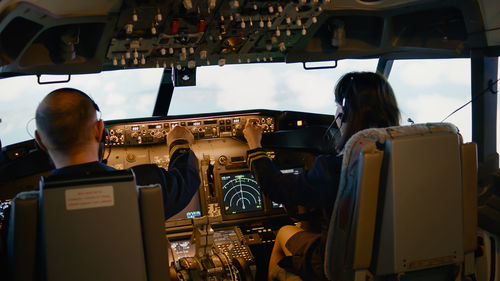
[105,114,275,147]
[104,112,285,226]
[105,113,290,225]
[102,110,333,227]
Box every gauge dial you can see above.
[221,172,263,214]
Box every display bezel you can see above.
[215,169,266,220]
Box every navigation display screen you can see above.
[220,172,263,215]
[167,190,202,221]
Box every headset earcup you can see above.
[98,128,109,162]
[341,106,347,122]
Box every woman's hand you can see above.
[243,118,264,150]
[167,126,194,148]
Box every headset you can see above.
[323,75,356,145]
[49,87,109,162]
[337,75,358,123]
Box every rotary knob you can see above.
[126,153,136,163]
[218,155,228,165]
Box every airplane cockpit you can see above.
[65,110,335,280]
[0,0,499,280]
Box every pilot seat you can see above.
[326,122,478,281]
[276,123,478,281]
[6,170,170,281]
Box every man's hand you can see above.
[243,118,264,150]
[167,126,194,148]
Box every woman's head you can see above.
[334,71,400,151]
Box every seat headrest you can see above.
[341,122,459,171]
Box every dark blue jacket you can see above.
[50,141,200,219]
[247,148,342,222]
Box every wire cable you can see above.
[25,117,36,139]
[441,78,499,122]
[322,113,342,140]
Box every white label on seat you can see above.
[65,186,114,210]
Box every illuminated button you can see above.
[219,120,225,125]
[225,119,231,124]
[181,122,186,126]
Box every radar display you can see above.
[221,172,263,215]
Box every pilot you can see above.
[243,72,400,281]
[34,88,200,219]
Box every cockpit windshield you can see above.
[0,58,499,153]
[169,59,378,115]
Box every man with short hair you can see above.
[35,88,200,219]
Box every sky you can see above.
[0,58,499,154]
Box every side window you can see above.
[388,59,472,143]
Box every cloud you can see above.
[404,93,472,141]
[0,76,33,102]
[392,59,470,87]
[284,70,332,111]
[136,93,156,113]
[336,59,379,73]
[139,68,163,85]
[0,103,37,145]
[103,82,117,92]
[206,66,279,110]
[105,109,128,120]
[196,65,221,86]
[104,92,127,107]
[0,122,15,136]
[69,73,102,90]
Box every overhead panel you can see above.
[0,0,496,76]
[0,0,123,16]
[105,0,327,70]
[478,0,500,46]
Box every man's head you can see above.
[35,88,104,167]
